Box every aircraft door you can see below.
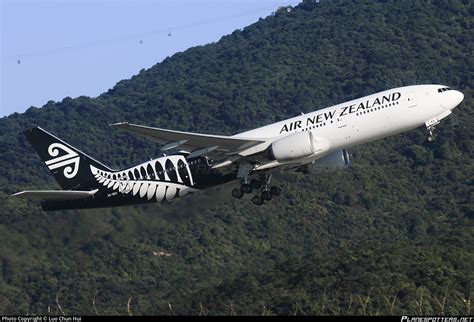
[335,116,352,142]
[336,116,347,128]
[407,92,417,108]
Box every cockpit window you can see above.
[438,87,451,93]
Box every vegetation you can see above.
[0,0,472,315]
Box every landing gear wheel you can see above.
[426,126,436,143]
[240,183,252,194]
[250,178,262,189]
[232,187,243,199]
[261,190,272,201]
[270,186,281,197]
[252,195,264,206]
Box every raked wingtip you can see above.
[10,191,24,198]
[109,122,129,127]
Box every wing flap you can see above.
[11,189,99,201]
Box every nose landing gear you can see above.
[427,126,436,142]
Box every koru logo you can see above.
[45,143,80,178]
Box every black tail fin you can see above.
[24,127,114,190]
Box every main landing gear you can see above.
[231,174,282,206]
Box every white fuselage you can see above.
[236,84,463,165]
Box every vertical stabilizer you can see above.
[24,127,114,190]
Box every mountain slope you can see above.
[0,0,472,315]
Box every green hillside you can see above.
[0,0,472,315]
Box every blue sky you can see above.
[1,0,301,117]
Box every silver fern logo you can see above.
[89,155,198,202]
[45,143,80,178]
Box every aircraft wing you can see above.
[110,122,267,159]
[11,189,99,201]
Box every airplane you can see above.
[12,84,464,210]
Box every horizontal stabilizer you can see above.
[11,189,99,201]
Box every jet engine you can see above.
[297,149,350,174]
[268,131,330,162]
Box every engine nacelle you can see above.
[268,131,330,162]
[305,149,350,173]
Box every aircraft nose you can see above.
[451,90,464,109]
